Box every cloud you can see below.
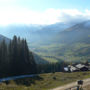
[0,8,90,25]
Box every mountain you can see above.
[0,22,74,44]
[32,20,90,63]
[53,20,90,44]
[0,34,10,43]
[0,22,74,63]
[0,20,90,63]
[33,53,49,64]
[0,33,49,64]
[51,21,90,62]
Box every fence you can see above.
[65,85,83,90]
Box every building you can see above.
[64,65,78,72]
[64,63,89,72]
[76,64,88,71]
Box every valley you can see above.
[0,21,90,63]
[0,0,90,90]
[31,21,90,63]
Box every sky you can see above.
[0,0,90,25]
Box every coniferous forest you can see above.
[0,35,68,78]
[0,36,37,78]
[0,35,89,79]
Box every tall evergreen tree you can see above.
[0,35,37,78]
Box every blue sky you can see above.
[0,0,90,25]
[22,0,90,11]
[0,0,89,11]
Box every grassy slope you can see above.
[31,42,90,63]
[30,22,90,63]
[0,71,90,90]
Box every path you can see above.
[51,78,90,90]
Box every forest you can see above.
[0,36,68,78]
[0,36,37,78]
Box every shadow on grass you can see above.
[5,75,43,87]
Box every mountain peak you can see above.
[83,20,90,28]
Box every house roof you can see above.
[67,65,77,72]
[64,63,89,72]
[64,67,68,71]
[75,64,85,69]
[70,66,77,72]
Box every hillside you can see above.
[32,21,90,63]
[0,72,90,90]
[54,20,90,44]
[0,22,75,63]
[0,21,90,63]
[53,21,90,62]
[33,53,49,64]
[0,22,74,45]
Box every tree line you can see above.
[0,35,69,78]
[0,36,37,78]
[37,61,68,73]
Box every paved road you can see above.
[51,78,90,90]
[0,74,38,83]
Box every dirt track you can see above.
[51,78,90,90]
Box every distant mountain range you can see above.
[53,20,90,44]
[0,20,90,63]
[31,20,90,63]
[0,22,75,43]
[0,20,89,44]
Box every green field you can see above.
[31,42,90,63]
[0,71,90,90]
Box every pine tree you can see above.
[0,35,37,78]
